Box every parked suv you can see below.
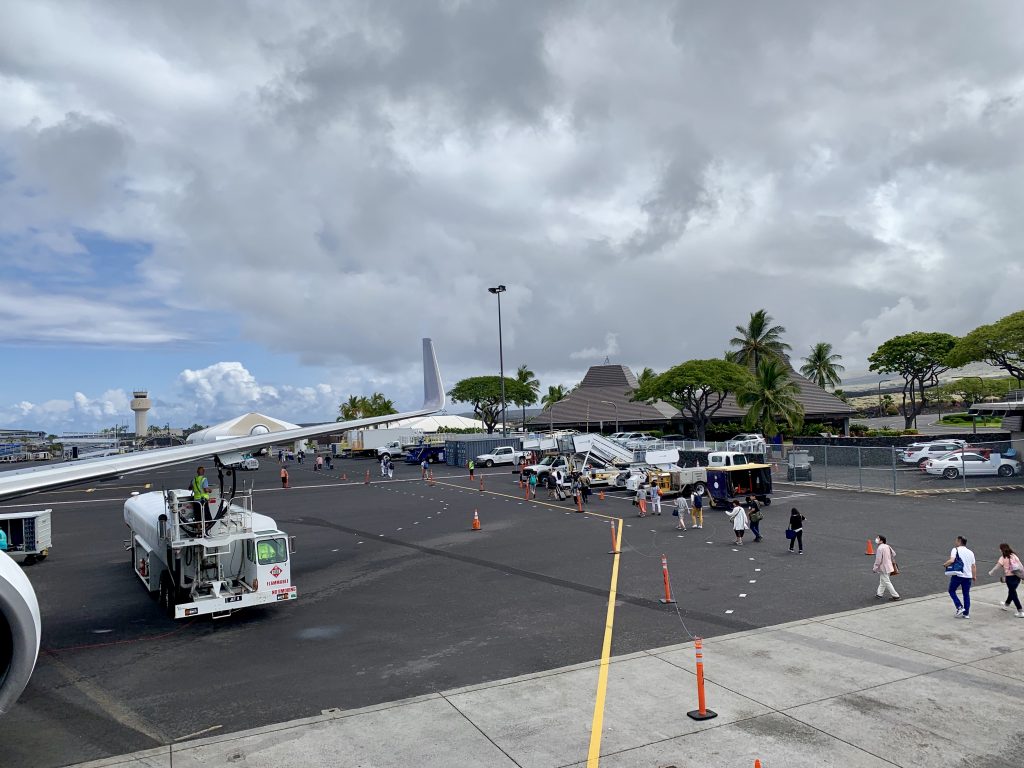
[901,440,968,467]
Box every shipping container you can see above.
[444,436,523,467]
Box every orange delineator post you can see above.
[479,477,485,491]
[865,538,875,555]
[341,472,348,481]
[754,761,762,768]
[364,469,370,484]
[608,520,620,555]
[659,554,676,604]
[575,494,583,513]
[471,509,481,531]
[686,637,718,720]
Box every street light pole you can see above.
[488,285,507,437]
[600,400,619,433]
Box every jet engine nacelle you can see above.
[0,551,40,714]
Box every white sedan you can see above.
[924,452,1020,479]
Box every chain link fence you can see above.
[773,437,1024,495]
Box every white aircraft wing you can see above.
[0,338,444,502]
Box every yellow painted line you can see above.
[587,519,623,767]
[431,480,620,521]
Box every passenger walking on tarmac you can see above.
[468,459,475,480]
[555,470,567,501]
[191,466,212,522]
[988,543,1024,617]
[649,483,662,516]
[387,457,394,480]
[746,496,763,542]
[326,455,333,471]
[635,482,648,517]
[546,472,557,499]
[581,473,591,506]
[528,471,538,499]
[316,455,324,472]
[787,508,805,554]
[872,535,901,600]
[727,499,748,545]
[280,465,289,489]
[945,535,977,618]
[674,494,689,530]
[691,489,703,528]
[298,450,304,464]
[420,458,429,479]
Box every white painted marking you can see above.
[725,609,734,614]
[331,549,339,552]
[739,594,747,598]
[357,541,363,545]
[175,725,223,741]
[91,629,113,634]
[749,580,756,583]
[755,568,761,572]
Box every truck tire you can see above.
[694,482,707,497]
[485,459,494,468]
[998,464,1014,477]
[159,573,177,619]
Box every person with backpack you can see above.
[872,535,900,600]
[674,493,689,530]
[944,535,977,619]
[690,489,703,528]
[746,496,763,542]
[987,542,1024,618]
[528,471,538,499]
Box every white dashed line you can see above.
[725,609,734,614]
[749,580,757,583]
[739,593,747,598]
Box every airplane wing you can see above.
[0,338,444,502]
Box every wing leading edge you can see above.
[0,339,445,502]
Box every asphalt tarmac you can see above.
[3,456,1022,767]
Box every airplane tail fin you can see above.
[422,338,445,412]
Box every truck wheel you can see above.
[998,464,1014,477]
[159,574,177,619]
[694,482,707,497]
[485,459,494,468]
[943,467,959,479]
[761,497,771,506]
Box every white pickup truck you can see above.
[475,446,525,467]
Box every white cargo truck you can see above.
[124,489,297,619]
[345,428,423,458]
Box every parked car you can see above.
[474,446,525,467]
[726,433,767,453]
[614,432,651,444]
[901,440,969,467]
[625,435,658,449]
[924,452,1020,479]
[232,457,259,471]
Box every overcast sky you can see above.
[2,1,1023,432]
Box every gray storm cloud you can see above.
[2,0,1023,396]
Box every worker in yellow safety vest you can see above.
[192,466,212,523]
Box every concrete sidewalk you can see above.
[76,583,1024,768]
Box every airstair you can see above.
[571,434,636,466]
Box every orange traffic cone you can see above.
[471,509,481,531]
[428,470,435,486]
[364,469,370,485]
[754,760,762,768]
[341,472,348,482]
[598,489,605,501]
[479,477,485,491]
[865,538,874,556]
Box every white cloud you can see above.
[570,332,620,361]
[3,1,1024,395]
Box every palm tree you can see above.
[729,309,792,370]
[800,342,845,390]
[338,395,365,421]
[515,364,540,428]
[737,358,805,438]
[636,367,657,388]
[541,384,568,408]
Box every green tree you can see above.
[935,377,1009,407]
[182,423,207,438]
[448,376,535,434]
[633,359,751,441]
[868,332,958,429]
[541,384,568,408]
[737,359,805,438]
[729,309,792,370]
[636,367,657,388]
[514,364,540,428]
[800,342,845,390]
[946,311,1024,383]
[336,393,397,421]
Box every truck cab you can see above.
[707,451,750,467]
[475,446,524,467]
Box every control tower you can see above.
[130,390,152,439]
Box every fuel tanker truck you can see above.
[124,486,297,620]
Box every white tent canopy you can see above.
[385,414,484,433]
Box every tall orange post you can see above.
[608,520,620,555]
[659,554,676,604]
[479,477,485,491]
[686,637,718,720]
[364,469,370,484]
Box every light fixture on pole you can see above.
[600,400,619,433]
[487,285,507,437]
